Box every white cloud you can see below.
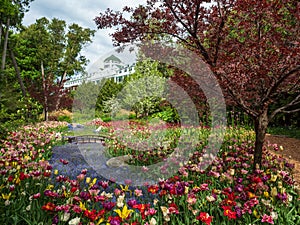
[23,0,145,69]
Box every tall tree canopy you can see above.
[0,0,36,133]
[0,0,33,71]
[95,0,300,167]
[14,17,95,120]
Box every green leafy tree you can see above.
[14,17,95,120]
[95,78,123,115]
[102,96,122,117]
[72,81,101,122]
[119,59,172,118]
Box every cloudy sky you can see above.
[23,0,145,72]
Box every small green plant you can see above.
[152,106,180,123]
[57,115,71,123]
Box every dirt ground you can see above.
[265,134,300,186]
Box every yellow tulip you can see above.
[92,178,97,185]
[271,187,278,197]
[114,204,133,220]
[96,218,104,225]
[15,178,20,185]
[79,201,86,211]
[2,193,11,200]
[120,185,132,195]
[160,206,169,217]
[263,191,270,198]
[253,209,260,219]
[270,174,277,182]
[86,177,91,184]
[278,181,282,189]
[64,190,72,198]
[120,185,129,192]
[160,206,170,221]
[46,184,54,190]
[184,186,189,194]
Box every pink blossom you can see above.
[33,193,41,199]
[200,183,209,191]
[261,214,274,224]
[134,188,143,197]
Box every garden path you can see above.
[50,143,155,186]
[265,134,300,185]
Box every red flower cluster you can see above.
[222,206,237,220]
[133,204,150,219]
[147,185,159,194]
[42,202,56,212]
[196,212,213,225]
[84,209,105,221]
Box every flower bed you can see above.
[0,121,299,225]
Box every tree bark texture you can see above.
[1,18,10,71]
[253,109,269,169]
[10,49,26,97]
[54,71,67,110]
[41,61,48,121]
[0,21,2,49]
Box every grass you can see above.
[267,126,300,139]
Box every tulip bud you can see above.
[86,177,91,184]
[271,187,278,197]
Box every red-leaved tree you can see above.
[27,67,72,121]
[95,0,300,167]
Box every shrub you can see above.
[57,115,72,123]
[48,109,72,122]
[152,106,180,123]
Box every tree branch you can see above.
[281,108,300,114]
[269,93,300,120]
[0,20,2,49]
[218,72,258,117]
[1,18,10,71]
[9,48,26,97]
[165,0,212,64]
[261,65,300,104]
[212,1,228,66]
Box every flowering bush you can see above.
[0,121,299,225]
[0,121,66,224]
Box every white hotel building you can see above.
[64,54,135,89]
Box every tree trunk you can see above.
[1,18,10,71]
[0,21,3,49]
[41,61,48,121]
[54,71,67,110]
[10,49,26,97]
[253,109,269,170]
